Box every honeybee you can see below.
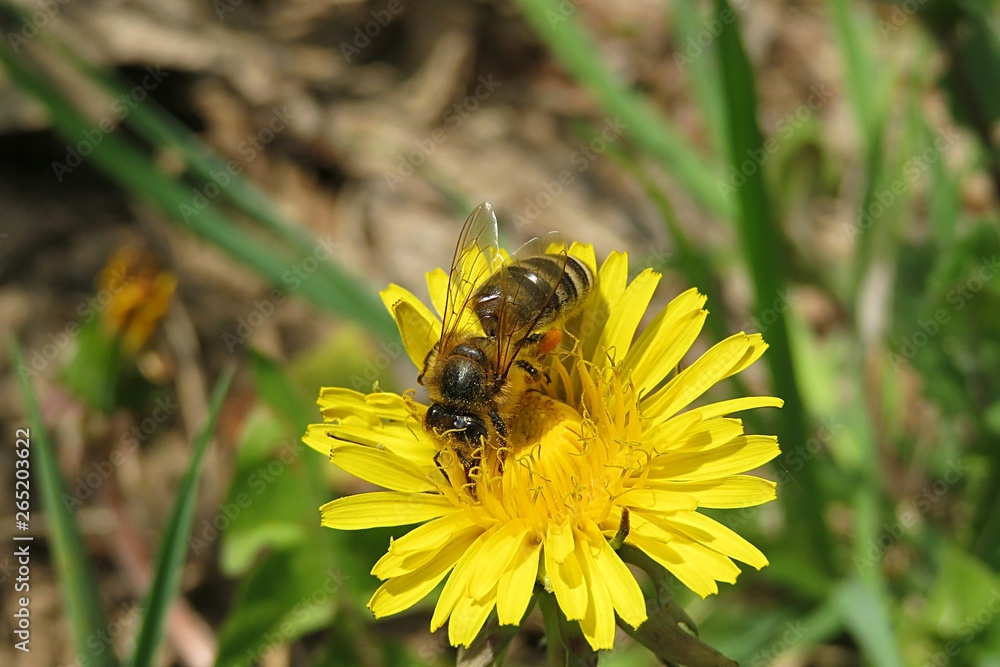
[418,202,593,476]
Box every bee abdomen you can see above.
[524,254,592,323]
[476,254,592,334]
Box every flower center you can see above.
[459,355,648,533]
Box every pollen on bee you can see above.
[538,329,562,354]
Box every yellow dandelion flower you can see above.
[98,245,177,353]
[304,240,781,651]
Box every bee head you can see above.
[425,403,488,447]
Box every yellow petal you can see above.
[330,444,438,492]
[368,531,475,617]
[646,417,744,455]
[303,423,335,457]
[667,511,769,569]
[641,333,769,419]
[626,528,718,598]
[568,242,597,277]
[586,524,646,629]
[467,520,529,599]
[596,268,661,366]
[546,519,575,562]
[316,387,416,424]
[431,528,495,631]
[381,284,441,369]
[576,535,615,650]
[497,532,542,625]
[389,512,477,556]
[320,492,453,529]
[581,251,628,364]
[650,435,780,481]
[693,396,784,420]
[426,268,449,318]
[545,530,587,620]
[317,387,381,423]
[646,475,777,509]
[620,487,699,512]
[448,583,497,648]
[372,524,482,578]
[640,410,702,448]
[327,421,438,465]
[623,288,708,398]
[630,513,742,592]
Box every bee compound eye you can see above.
[425,404,487,446]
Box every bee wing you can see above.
[438,203,504,354]
[492,236,571,380]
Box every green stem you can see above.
[537,590,597,667]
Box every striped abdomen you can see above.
[474,254,593,337]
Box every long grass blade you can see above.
[12,340,118,667]
[129,368,234,667]
[514,0,731,219]
[0,18,395,340]
[712,0,832,571]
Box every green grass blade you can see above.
[670,0,727,159]
[825,0,890,299]
[12,340,118,667]
[1,1,320,262]
[712,0,832,571]
[835,578,904,667]
[825,0,885,146]
[0,40,395,340]
[130,368,234,667]
[514,0,732,219]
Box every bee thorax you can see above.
[440,357,489,403]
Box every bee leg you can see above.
[490,410,508,443]
[515,359,540,380]
[516,359,551,387]
[489,410,509,472]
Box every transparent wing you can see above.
[492,237,570,380]
[437,203,503,355]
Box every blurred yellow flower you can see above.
[304,245,781,650]
[98,245,177,352]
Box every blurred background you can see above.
[2,0,1000,665]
